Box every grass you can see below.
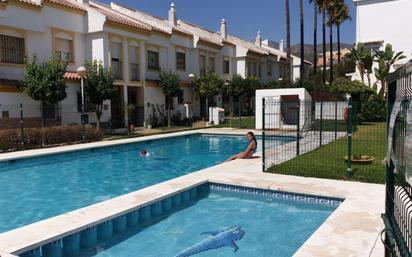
[215,117,255,129]
[266,122,386,184]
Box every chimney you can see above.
[255,30,262,47]
[279,39,284,52]
[76,0,88,5]
[220,18,227,39]
[168,2,177,26]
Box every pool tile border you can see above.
[208,183,343,207]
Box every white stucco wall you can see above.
[255,88,312,130]
[355,0,412,61]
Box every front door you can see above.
[111,86,124,128]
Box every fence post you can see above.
[334,100,338,140]
[296,101,300,156]
[19,103,24,149]
[347,97,353,178]
[319,101,323,147]
[262,98,266,172]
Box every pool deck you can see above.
[0,128,385,257]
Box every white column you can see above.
[122,37,129,127]
[140,41,147,122]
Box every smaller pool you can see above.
[19,183,342,257]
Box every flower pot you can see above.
[344,155,375,164]
[129,124,135,132]
[147,125,152,130]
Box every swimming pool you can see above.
[0,134,293,233]
[19,183,340,257]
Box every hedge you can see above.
[0,125,103,152]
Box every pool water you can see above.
[0,134,291,233]
[79,185,337,257]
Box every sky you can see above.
[101,0,357,46]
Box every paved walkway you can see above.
[0,129,385,257]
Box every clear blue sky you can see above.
[102,0,356,45]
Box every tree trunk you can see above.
[96,105,102,129]
[285,0,292,86]
[329,23,333,84]
[337,24,341,64]
[313,2,318,74]
[322,10,326,85]
[168,108,171,128]
[299,0,304,87]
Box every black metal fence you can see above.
[383,60,412,257]
[262,98,386,184]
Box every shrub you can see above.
[0,125,103,152]
[0,130,19,152]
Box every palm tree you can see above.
[299,0,304,86]
[334,1,351,64]
[309,0,319,74]
[326,0,338,84]
[285,0,292,86]
[346,43,372,86]
[374,43,406,95]
[314,0,328,84]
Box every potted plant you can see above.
[126,103,135,132]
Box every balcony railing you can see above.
[130,63,140,81]
[111,59,122,80]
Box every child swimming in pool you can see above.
[140,149,151,157]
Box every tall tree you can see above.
[159,70,180,128]
[299,0,305,86]
[311,0,318,74]
[326,0,338,84]
[374,43,406,95]
[334,1,351,64]
[22,54,67,127]
[285,0,292,86]
[321,1,327,84]
[83,60,116,129]
[192,72,224,120]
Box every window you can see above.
[111,41,122,80]
[0,35,25,64]
[267,62,273,77]
[129,46,139,81]
[246,61,251,77]
[253,63,258,77]
[208,56,215,72]
[177,89,184,105]
[176,51,186,70]
[223,57,230,74]
[77,92,96,113]
[54,37,73,62]
[199,54,206,75]
[258,63,262,78]
[147,50,160,70]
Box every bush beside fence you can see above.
[0,125,103,152]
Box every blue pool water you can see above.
[0,134,292,233]
[75,184,338,257]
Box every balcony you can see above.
[111,59,123,80]
[130,63,140,81]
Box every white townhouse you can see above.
[353,0,412,88]
[0,0,307,130]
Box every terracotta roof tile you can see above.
[177,20,223,47]
[15,0,41,7]
[110,3,192,37]
[90,2,152,32]
[45,0,85,11]
[64,71,81,80]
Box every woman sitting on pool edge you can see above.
[225,132,257,162]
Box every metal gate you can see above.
[383,61,412,257]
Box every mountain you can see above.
[291,43,353,62]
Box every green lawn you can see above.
[266,122,386,184]
[215,117,255,129]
